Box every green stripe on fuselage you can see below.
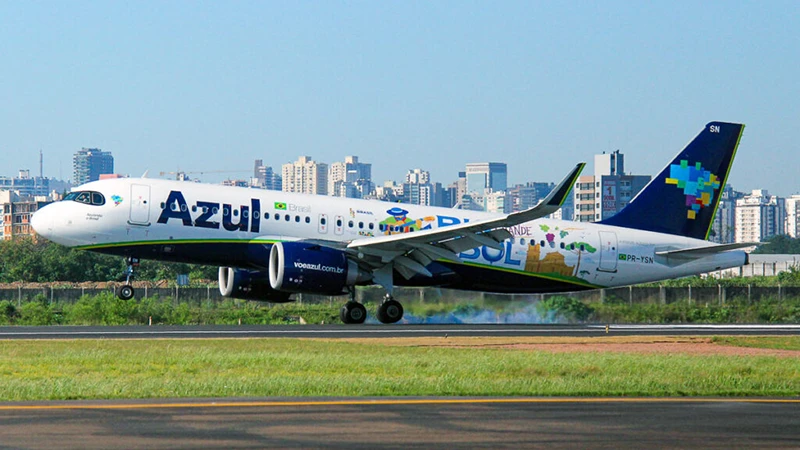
[75,238,280,250]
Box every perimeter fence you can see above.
[0,285,798,306]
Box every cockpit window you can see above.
[91,192,105,205]
[63,191,106,206]
[75,192,92,204]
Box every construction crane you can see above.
[158,170,250,181]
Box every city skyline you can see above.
[1,2,798,195]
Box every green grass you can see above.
[711,336,800,351]
[0,338,798,401]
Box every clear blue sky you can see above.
[1,1,798,194]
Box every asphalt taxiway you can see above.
[0,323,799,339]
[0,397,797,449]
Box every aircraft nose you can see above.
[31,206,53,239]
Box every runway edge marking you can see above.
[0,397,799,411]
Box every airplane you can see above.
[31,121,753,324]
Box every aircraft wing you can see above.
[345,163,585,282]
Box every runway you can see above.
[0,397,797,449]
[0,323,799,339]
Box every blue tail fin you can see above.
[600,122,745,240]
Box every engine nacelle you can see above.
[218,267,293,302]
[269,242,371,295]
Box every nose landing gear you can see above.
[117,257,140,300]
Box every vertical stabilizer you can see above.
[600,122,744,240]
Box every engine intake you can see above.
[218,267,293,302]
[269,242,371,295]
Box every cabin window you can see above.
[560,242,565,249]
[348,220,354,228]
[358,222,363,229]
[191,206,197,213]
[520,238,526,246]
[274,213,279,220]
[368,223,374,230]
[284,214,290,221]
[243,210,249,218]
[540,240,545,247]
[233,209,239,217]
[295,215,300,223]
[320,217,326,225]
[305,216,310,224]
[222,207,229,216]
[336,219,342,227]
[212,207,219,215]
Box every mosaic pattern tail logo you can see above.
[665,160,720,219]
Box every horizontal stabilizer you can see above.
[655,242,757,267]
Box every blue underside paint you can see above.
[92,242,593,294]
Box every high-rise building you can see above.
[405,168,430,185]
[573,150,650,222]
[465,163,507,194]
[282,156,328,195]
[253,159,282,190]
[402,169,438,206]
[0,191,50,241]
[328,156,372,198]
[784,194,800,239]
[484,190,509,213]
[73,148,114,185]
[735,190,785,243]
[0,169,70,199]
[710,185,744,243]
[507,182,555,212]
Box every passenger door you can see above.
[598,231,618,272]
[129,184,151,226]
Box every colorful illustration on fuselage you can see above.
[378,207,436,234]
[520,224,596,278]
[665,159,721,219]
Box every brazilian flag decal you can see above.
[274,202,287,210]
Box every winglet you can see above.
[543,162,586,209]
[501,162,585,225]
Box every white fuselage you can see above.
[32,177,747,292]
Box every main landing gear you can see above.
[339,289,404,325]
[376,294,403,324]
[340,288,367,324]
[117,257,140,300]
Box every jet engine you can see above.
[268,242,371,295]
[218,267,293,302]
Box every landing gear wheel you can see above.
[340,302,367,324]
[376,299,403,324]
[118,285,135,300]
[118,256,139,300]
